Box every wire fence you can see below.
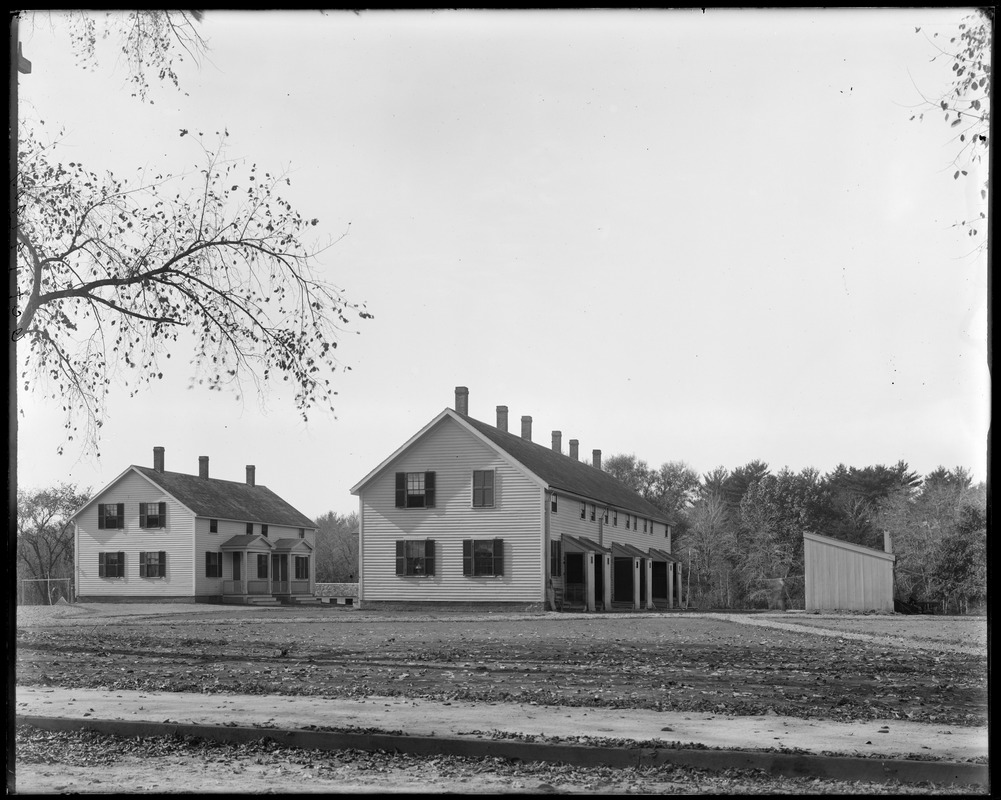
[18,578,74,606]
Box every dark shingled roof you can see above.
[133,466,316,529]
[459,414,670,523]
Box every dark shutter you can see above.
[424,540,435,576]
[98,552,106,577]
[205,551,212,577]
[484,471,494,507]
[395,473,406,508]
[98,505,106,530]
[117,551,125,577]
[493,539,504,576]
[140,552,147,577]
[159,502,167,527]
[159,551,166,577]
[395,540,406,576]
[139,505,147,529]
[117,504,125,528]
[462,539,473,576]
[424,472,436,508]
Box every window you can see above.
[140,502,166,529]
[210,519,218,534]
[205,551,223,578]
[550,539,562,577]
[246,522,254,535]
[395,471,436,508]
[613,510,618,527]
[294,555,310,580]
[261,524,269,538]
[590,504,596,522]
[395,540,435,576]
[580,501,586,520]
[626,515,631,530]
[603,508,609,524]
[98,551,125,577]
[551,493,558,513]
[298,528,305,539]
[463,539,504,577]
[98,503,124,530]
[257,553,269,578]
[140,551,166,577]
[643,518,648,533]
[472,470,495,507]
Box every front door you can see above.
[271,554,289,594]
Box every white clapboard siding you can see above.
[75,470,195,598]
[551,500,668,554]
[360,415,544,603]
[804,532,895,612]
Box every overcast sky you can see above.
[16,9,989,518]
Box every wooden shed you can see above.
[803,532,895,613]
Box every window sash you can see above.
[98,503,124,530]
[205,551,223,578]
[99,551,125,577]
[294,555,310,580]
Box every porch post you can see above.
[585,551,595,612]
[633,557,641,610]
[646,559,654,610]
[667,561,674,609]
[603,554,612,610]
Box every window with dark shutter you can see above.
[140,502,167,529]
[100,551,125,577]
[472,470,494,507]
[99,503,124,529]
[398,471,436,508]
[464,539,504,577]
[396,540,435,576]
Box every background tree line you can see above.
[603,455,986,614]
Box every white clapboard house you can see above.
[351,387,683,611]
[73,447,317,604]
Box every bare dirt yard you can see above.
[13,605,989,794]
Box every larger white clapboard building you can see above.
[351,387,684,611]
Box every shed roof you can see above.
[133,466,316,529]
[562,534,611,554]
[610,541,650,559]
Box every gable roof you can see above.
[351,407,671,524]
[131,466,316,529]
[458,412,671,523]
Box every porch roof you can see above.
[648,547,680,563]
[562,534,611,554]
[271,538,314,552]
[219,533,274,551]
[610,541,649,559]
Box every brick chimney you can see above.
[198,456,209,479]
[246,465,256,487]
[521,416,532,441]
[153,446,165,473]
[569,439,579,460]
[454,386,469,416]
[496,405,508,433]
[592,449,602,470]
[551,430,562,453]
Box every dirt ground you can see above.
[14,606,988,727]
[13,605,989,794]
